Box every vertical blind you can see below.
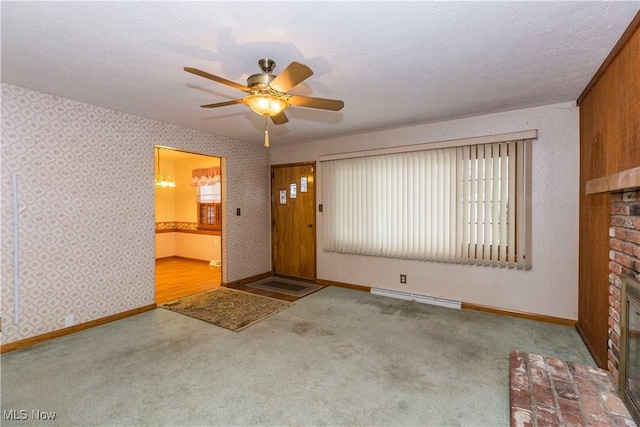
[321,136,532,268]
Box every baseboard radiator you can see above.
[370,287,462,310]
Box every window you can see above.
[321,131,534,268]
[197,183,221,203]
[196,184,221,230]
[197,202,222,230]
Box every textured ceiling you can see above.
[2,1,638,147]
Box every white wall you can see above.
[155,233,221,263]
[271,102,580,320]
[174,233,221,262]
[155,233,176,258]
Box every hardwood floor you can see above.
[155,257,221,305]
[155,257,314,304]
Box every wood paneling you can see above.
[578,14,640,368]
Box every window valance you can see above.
[191,167,221,186]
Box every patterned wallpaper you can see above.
[1,84,271,344]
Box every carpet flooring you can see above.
[160,287,292,331]
[1,286,595,426]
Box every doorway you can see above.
[154,146,223,304]
[271,162,316,281]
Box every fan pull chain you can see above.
[264,116,270,147]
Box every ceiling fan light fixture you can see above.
[243,94,288,117]
[185,59,343,146]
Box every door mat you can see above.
[247,280,324,298]
[161,287,292,331]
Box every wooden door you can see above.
[271,163,316,280]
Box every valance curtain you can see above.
[191,167,221,187]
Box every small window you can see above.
[192,168,222,231]
[196,184,221,230]
[197,203,222,230]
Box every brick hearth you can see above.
[509,350,636,426]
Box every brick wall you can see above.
[608,191,640,384]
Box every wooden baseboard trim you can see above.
[462,302,576,327]
[156,256,216,263]
[316,278,371,293]
[224,271,272,288]
[1,304,157,354]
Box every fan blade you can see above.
[184,67,250,92]
[270,62,313,93]
[200,99,244,108]
[271,111,289,125]
[288,95,344,111]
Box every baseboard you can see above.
[314,278,577,326]
[224,271,272,288]
[315,278,371,292]
[156,256,213,263]
[1,304,157,354]
[462,302,576,327]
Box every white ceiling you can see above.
[2,2,638,148]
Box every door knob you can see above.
[307,224,313,228]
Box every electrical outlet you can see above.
[400,274,407,284]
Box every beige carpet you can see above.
[160,287,292,331]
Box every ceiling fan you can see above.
[184,58,344,146]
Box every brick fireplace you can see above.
[506,167,640,425]
[585,167,640,387]
[607,189,640,384]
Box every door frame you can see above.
[154,147,224,303]
[270,161,317,281]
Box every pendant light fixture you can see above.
[155,147,176,188]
